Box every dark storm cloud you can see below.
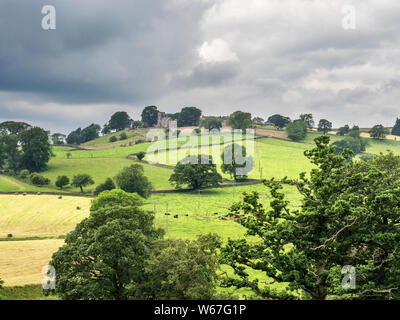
[1,0,400,132]
[0,0,211,104]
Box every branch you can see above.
[311,217,359,251]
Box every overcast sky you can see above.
[1,0,399,133]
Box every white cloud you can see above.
[198,38,239,62]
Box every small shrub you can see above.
[29,173,50,186]
[94,178,116,196]
[119,132,128,140]
[136,139,145,144]
[19,169,30,179]
[137,152,146,161]
[56,176,70,189]
[109,136,117,143]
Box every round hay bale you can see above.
[58,196,62,199]
[7,233,13,238]
[37,192,41,195]
[173,214,178,219]
[76,206,81,210]
[23,192,27,196]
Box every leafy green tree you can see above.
[137,152,146,161]
[348,125,360,138]
[90,189,143,211]
[29,173,50,186]
[1,134,21,172]
[200,117,222,131]
[229,111,252,131]
[391,118,400,136]
[178,107,202,127]
[221,136,400,300]
[19,127,53,172]
[119,132,128,140]
[336,125,350,136]
[51,133,66,145]
[286,119,307,141]
[93,178,116,196]
[317,119,332,134]
[267,114,291,130]
[80,124,101,143]
[299,114,314,129]
[141,234,222,300]
[369,124,387,140]
[0,121,31,134]
[50,204,164,300]
[115,164,153,198]
[72,174,94,193]
[141,106,159,127]
[331,136,367,157]
[132,120,144,129]
[169,155,222,190]
[56,176,70,190]
[109,111,132,132]
[221,144,254,181]
[66,129,81,145]
[102,124,111,135]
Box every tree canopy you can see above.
[115,165,153,198]
[221,143,254,180]
[221,136,400,300]
[169,155,222,190]
[391,118,400,136]
[109,111,132,132]
[267,114,291,130]
[200,117,222,131]
[317,119,332,134]
[229,111,252,131]
[50,204,164,300]
[286,119,307,141]
[369,124,387,140]
[141,106,159,127]
[72,174,95,193]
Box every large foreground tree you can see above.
[50,202,164,300]
[221,136,400,300]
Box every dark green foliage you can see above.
[369,124,387,140]
[391,118,400,136]
[141,106,159,127]
[132,120,144,129]
[109,136,117,143]
[267,114,291,130]
[336,125,350,136]
[0,121,31,135]
[50,204,164,300]
[169,155,222,190]
[331,136,367,157]
[137,152,146,161]
[348,125,360,138]
[19,169,30,179]
[286,119,307,141]
[221,136,400,300]
[200,117,222,131]
[317,119,332,134]
[359,153,375,162]
[51,133,66,145]
[72,174,94,193]
[55,176,70,189]
[299,114,314,129]
[221,144,254,181]
[119,132,128,140]
[115,165,153,198]
[109,111,132,132]
[19,127,52,172]
[91,189,143,211]
[177,107,202,127]
[29,173,50,186]
[141,234,222,300]
[66,124,101,144]
[93,178,116,196]
[102,124,111,135]
[229,111,252,131]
